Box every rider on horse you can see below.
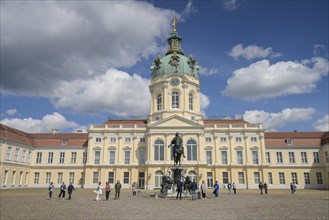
[168,132,186,166]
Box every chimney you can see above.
[52,129,58,134]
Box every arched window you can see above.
[188,171,197,182]
[154,139,164,161]
[189,93,193,110]
[187,139,197,161]
[155,171,163,188]
[157,94,162,111]
[172,92,179,108]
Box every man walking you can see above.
[58,182,66,199]
[67,182,75,200]
[259,182,264,195]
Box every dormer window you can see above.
[61,139,68,145]
[284,138,292,145]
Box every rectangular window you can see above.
[6,146,12,160]
[19,171,23,184]
[139,149,146,165]
[289,152,295,164]
[316,172,323,184]
[254,172,260,184]
[57,172,63,184]
[220,137,227,142]
[34,172,40,184]
[4,170,9,184]
[313,152,320,164]
[301,152,308,163]
[251,137,257,142]
[108,172,114,184]
[69,172,75,184]
[95,137,102,143]
[94,151,100,164]
[28,151,32,163]
[238,172,245,184]
[125,137,131,143]
[36,152,42,164]
[235,137,242,142]
[79,172,85,185]
[221,151,228,165]
[59,152,65,164]
[252,151,259,164]
[207,172,213,188]
[222,172,229,184]
[12,171,16,184]
[325,151,329,163]
[304,172,310,184]
[109,150,116,164]
[189,94,193,110]
[276,152,283,164]
[14,148,19,161]
[279,172,285,184]
[71,152,77,164]
[205,137,212,143]
[46,172,51,184]
[83,152,87,164]
[124,151,131,165]
[140,138,145,143]
[237,150,243,164]
[48,152,54,164]
[268,172,273,184]
[206,150,212,165]
[93,172,99,184]
[265,152,271,164]
[124,172,129,184]
[22,150,27,162]
[110,137,116,143]
[291,172,298,184]
[61,139,68,145]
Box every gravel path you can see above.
[1,188,328,219]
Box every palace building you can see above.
[1,24,328,190]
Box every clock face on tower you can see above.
[170,77,180,86]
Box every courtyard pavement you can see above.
[0,188,328,219]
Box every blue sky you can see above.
[1,0,328,133]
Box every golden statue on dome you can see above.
[172,17,178,32]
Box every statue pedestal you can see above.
[166,166,190,198]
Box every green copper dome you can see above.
[150,28,199,79]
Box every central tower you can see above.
[149,19,203,124]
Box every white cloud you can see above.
[199,66,219,75]
[6,108,17,116]
[1,112,81,133]
[313,44,327,56]
[228,44,282,60]
[221,57,329,101]
[1,1,177,96]
[243,108,316,131]
[182,0,197,17]
[223,0,239,11]
[52,68,150,115]
[313,114,329,131]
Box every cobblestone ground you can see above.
[0,188,328,220]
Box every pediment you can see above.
[148,115,204,129]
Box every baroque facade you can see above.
[1,25,328,190]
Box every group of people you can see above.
[258,182,268,195]
[94,180,138,201]
[48,182,75,200]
